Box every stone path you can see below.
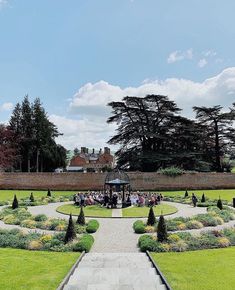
[64,253,166,290]
[112,208,123,218]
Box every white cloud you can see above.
[52,67,235,150]
[167,49,193,63]
[0,102,13,111]
[198,58,208,68]
[203,50,217,57]
[0,0,8,9]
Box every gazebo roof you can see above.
[105,169,130,186]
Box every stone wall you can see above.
[0,172,235,190]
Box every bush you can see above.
[177,223,187,230]
[86,220,99,233]
[40,235,52,244]
[29,192,35,202]
[159,167,183,177]
[170,240,188,252]
[64,214,76,244]
[145,226,155,233]
[27,240,44,250]
[185,220,203,229]
[147,207,156,226]
[184,190,189,198]
[217,198,223,210]
[201,193,206,203]
[157,215,167,242]
[133,220,146,234]
[168,234,181,243]
[12,195,18,209]
[72,234,94,252]
[3,214,20,225]
[21,219,37,229]
[218,237,230,248]
[194,214,218,227]
[34,214,47,222]
[77,207,85,226]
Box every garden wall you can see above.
[0,172,235,190]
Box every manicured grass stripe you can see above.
[57,204,112,217]
[122,204,177,217]
[151,247,235,290]
[0,248,80,290]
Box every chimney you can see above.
[81,147,86,154]
[104,147,110,154]
[99,148,102,155]
[92,148,95,154]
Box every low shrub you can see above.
[159,166,184,177]
[72,234,94,252]
[218,237,230,248]
[185,220,203,229]
[133,220,146,234]
[21,219,37,229]
[145,226,155,233]
[170,240,188,252]
[3,214,20,225]
[86,220,99,233]
[28,240,44,250]
[168,234,181,243]
[34,214,47,222]
[40,234,52,244]
[177,223,187,230]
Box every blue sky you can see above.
[1,0,235,149]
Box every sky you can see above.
[1,0,235,150]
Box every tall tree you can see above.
[193,105,235,172]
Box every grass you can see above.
[151,247,235,290]
[0,248,80,290]
[0,190,77,202]
[162,189,235,202]
[122,204,177,217]
[57,204,112,217]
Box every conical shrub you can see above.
[157,214,167,242]
[201,193,206,203]
[217,197,223,210]
[147,207,156,226]
[12,194,19,209]
[184,190,189,198]
[30,192,35,202]
[77,206,86,225]
[47,189,51,197]
[64,214,76,244]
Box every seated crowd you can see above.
[73,191,163,208]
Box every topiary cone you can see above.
[201,193,206,203]
[77,206,86,225]
[147,206,156,226]
[64,213,76,244]
[157,214,167,242]
[12,194,18,209]
[217,196,223,210]
[30,192,35,202]
[47,189,51,197]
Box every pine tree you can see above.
[47,189,51,197]
[201,193,206,203]
[217,197,223,210]
[12,194,19,209]
[184,190,189,198]
[64,214,76,244]
[76,206,86,225]
[29,192,34,202]
[157,214,167,242]
[147,206,156,226]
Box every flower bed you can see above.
[0,228,94,252]
[138,228,235,253]
[133,206,235,233]
[0,207,99,234]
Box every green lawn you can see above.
[0,190,78,202]
[0,248,80,290]
[162,189,235,202]
[57,204,112,217]
[151,247,235,290]
[122,204,177,217]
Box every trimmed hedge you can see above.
[72,234,94,253]
[133,220,146,234]
[86,220,99,233]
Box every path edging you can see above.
[57,251,85,290]
[146,251,172,290]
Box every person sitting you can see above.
[138,195,145,207]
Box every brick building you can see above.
[67,147,115,172]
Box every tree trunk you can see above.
[36,149,39,173]
[27,157,30,172]
[214,121,221,172]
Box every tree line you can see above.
[0,96,67,172]
[107,95,235,172]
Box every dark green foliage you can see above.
[147,207,156,226]
[29,192,34,202]
[72,234,94,253]
[157,215,167,242]
[64,214,76,244]
[34,214,47,222]
[47,189,51,197]
[133,220,146,234]
[76,207,85,226]
[138,235,165,252]
[217,198,223,210]
[86,220,99,233]
[184,190,189,198]
[201,193,206,203]
[12,195,18,209]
